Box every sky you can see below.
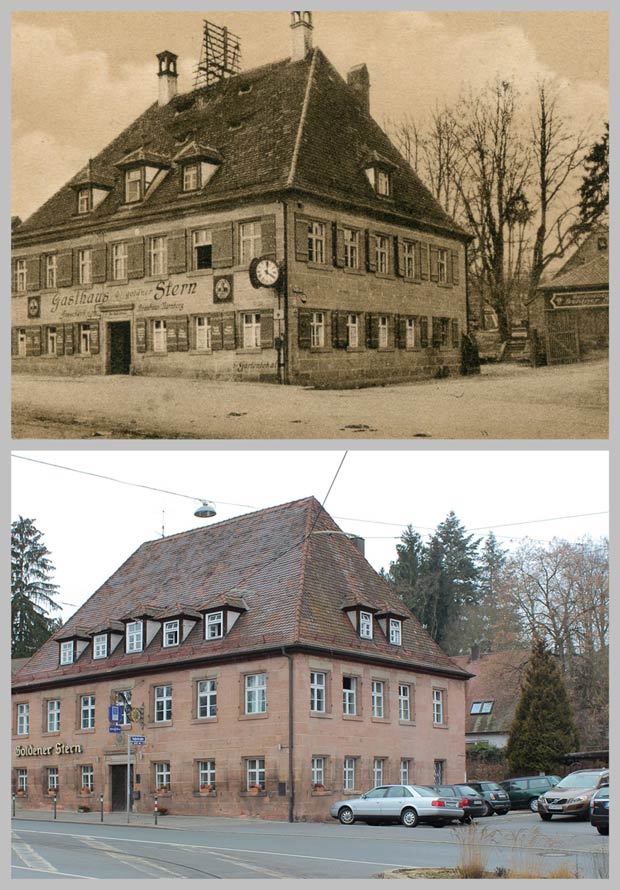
[11,449,609,625]
[11,8,608,221]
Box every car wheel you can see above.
[460,815,473,825]
[540,813,552,821]
[529,798,539,812]
[338,806,355,825]
[597,825,609,836]
[400,807,419,828]
[483,801,494,817]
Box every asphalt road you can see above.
[11,813,608,879]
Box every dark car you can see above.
[467,781,511,816]
[500,775,561,811]
[430,784,487,822]
[590,785,609,835]
[538,769,609,821]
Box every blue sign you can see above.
[130,736,146,745]
[108,724,122,733]
[109,705,122,723]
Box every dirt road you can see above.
[12,359,608,440]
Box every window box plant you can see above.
[248,784,262,795]
[313,783,326,792]
[199,783,214,793]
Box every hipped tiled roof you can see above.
[539,254,609,291]
[15,48,468,241]
[13,497,469,690]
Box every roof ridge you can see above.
[287,47,319,188]
[295,496,322,641]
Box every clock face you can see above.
[256,258,280,287]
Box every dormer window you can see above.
[389,618,402,645]
[125,168,144,203]
[93,634,108,659]
[126,620,143,653]
[183,163,200,192]
[376,169,391,196]
[359,610,373,639]
[78,188,92,214]
[60,641,74,665]
[205,611,224,640]
[470,700,494,714]
[163,620,179,648]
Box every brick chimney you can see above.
[290,11,313,62]
[347,534,365,556]
[157,50,179,106]
[471,642,480,662]
[347,64,370,114]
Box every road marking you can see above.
[12,865,96,879]
[79,836,188,878]
[208,849,292,879]
[12,835,58,874]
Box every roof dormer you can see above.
[120,604,163,653]
[87,618,125,659]
[198,593,248,641]
[341,597,380,640]
[114,147,171,204]
[69,160,114,215]
[56,627,91,666]
[173,141,223,193]
[362,151,397,198]
[156,602,202,647]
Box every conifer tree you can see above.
[11,516,62,657]
[386,525,426,616]
[506,637,579,774]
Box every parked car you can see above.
[538,769,610,821]
[467,781,511,816]
[430,784,487,822]
[330,784,464,827]
[589,785,609,835]
[499,775,561,811]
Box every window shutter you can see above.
[295,217,310,263]
[167,231,187,274]
[366,232,377,272]
[72,250,80,284]
[74,323,80,354]
[91,244,107,283]
[332,311,347,349]
[90,321,100,354]
[387,237,395,275]
[432,316,441,347]
[395,238,405,277]
[415,241,422,281]
[64,323,74,355]
[420,243,429,280]
[211,314,224,350]
[167,320,178,352]
[388,313,396,348]
[446,250,453,284]
[127,238,145,279]
[31,327,42,356]
[260,311,274,348]
[56,324,65,355]
[430,247,439,282]
[176,316,189,351]
[222,311,236,349]
[451,249,460,285]
[397,316,407,348]
[261,216,277,258]
[188,316,197,351]
[366,314,379,349]
[26,256,40,291]
[419,316,428,348]
[56,250,73,288]
[136,318,147,353]
[298,310,312,349]
[212,223,234,269]
[451,318,459,348]
[146,319,154,353]
[334,224,345,268]
[11,328,17,356]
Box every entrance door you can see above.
[108,321,131,374]
[110,764,134,811]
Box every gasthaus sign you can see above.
[15,742,84,757]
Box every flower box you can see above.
[248,785,262,795]
[199,784,214,793]
[313,783,326,792]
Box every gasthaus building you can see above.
[11,12,469,387]
[11,497,471,821]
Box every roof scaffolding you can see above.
[194,20,241,88]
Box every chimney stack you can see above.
[290,11,313,62]
[347,64,370,115]
[157,50,179,106]
[347,534,365,556]
[471,642,480,662]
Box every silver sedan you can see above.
[330,784,464,827]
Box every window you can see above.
[199,760,216,789]
[17,329,27,357]
[93,634,108,659]
[17,769,27,793]
[310,311,325,348]
[60,641,74,665]
[372,680,385,718]
[154,685,172,722]
[312,756,325,786]
[239,221,262,264]
[373,758,385,787]
[205,611,223,639]
[197,679,217,718]
[432,689,444,725]
[433,760,445,784]
[376,236,389,274]
[16,703,29,736]
[378,316,388,348]
[45,254,57,289]
[47,700,60,733]
[149,236,167,276]
[155,762,171,792]
[183,163,200,192]
[46,327,58,356]
[342,676,357,716]
[399,684,411,721]
[126,620,143,653]
[125,168,143,203]
[162,620,179,648]
[243,313,261,348]
[343,228,359,269]
[80,323,92,355]
[376,170,391,196]
[310,671,326,713]
[15,259,27,292]
[347,314,359,348]
[116,690,132,725]
[78,188,91,214]
[112,242,128,280]
[470,701,494,714]
[437,248,448,284]
[80,695,95,730]
[47,767,59,791]
[359,610,373,639]
[192,230,212,270]
[81,765,94,791]
[400,759,411,785]
[343,757,357,791]
[153,319,167,353]
[406,318,416,349]
[77,248,92,285]
[195,316,212,350]
[403,241,415,278]
[246,758,265,791]
[308,221,326,263]
[389,619,402,645]
[245,673,267,715]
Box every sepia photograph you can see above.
[10,9,608,439]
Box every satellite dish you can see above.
[194,500,217,519]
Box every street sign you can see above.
[109,705,122,723]
[108,724,122,733]
[130,735,146,745]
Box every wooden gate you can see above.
[545,329,580,364]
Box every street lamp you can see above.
[194,500,217,519]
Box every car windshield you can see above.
[410,786,438,797]
[555,772,604,790]
[595,787,609,800]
